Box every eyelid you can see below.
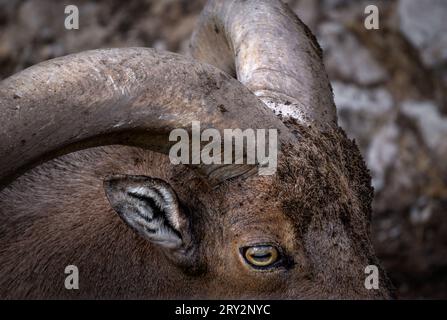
[246,246,278,266]
[240,244,283,269]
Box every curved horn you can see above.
[190,0,337,130]
[0,48,292,188]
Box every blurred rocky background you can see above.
[0,0,446,298]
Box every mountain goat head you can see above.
[0,0,392,299]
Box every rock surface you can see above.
[398,0,447,68]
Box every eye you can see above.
[242,245,281,269]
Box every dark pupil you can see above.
[250,252,272,262]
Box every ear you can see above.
[103,175,191,253]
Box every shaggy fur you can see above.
[0,123,392,299]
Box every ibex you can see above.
[0,0,392,299]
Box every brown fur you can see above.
[0,123,392,299]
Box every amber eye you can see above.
[242,245,280,268]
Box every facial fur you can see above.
[0,123,392,299]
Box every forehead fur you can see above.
[275,123,373,242]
